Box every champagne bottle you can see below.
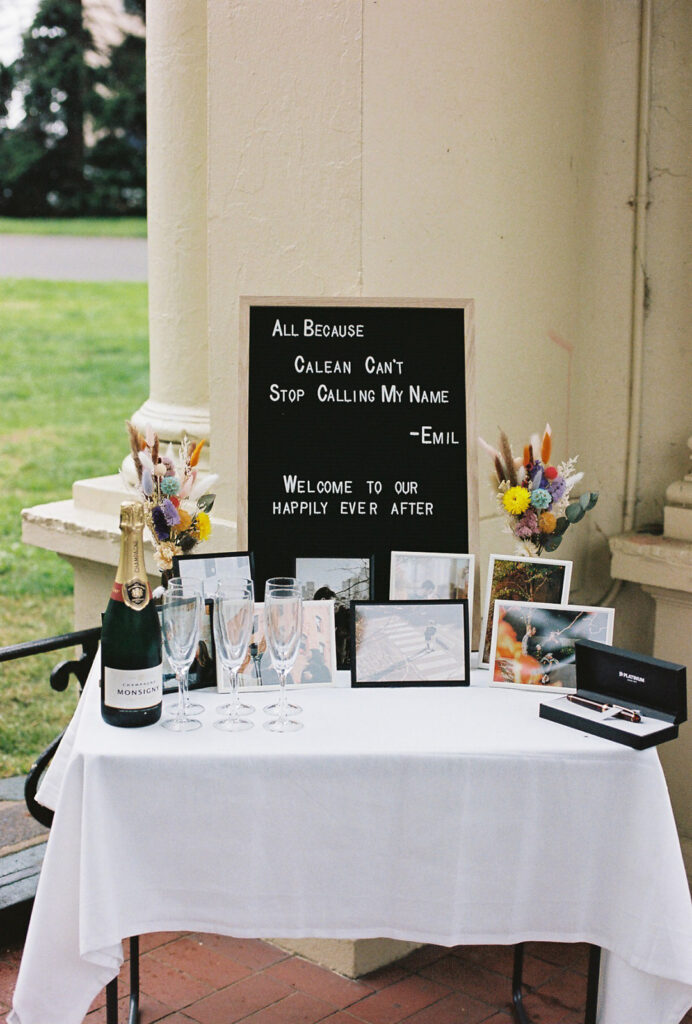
[101,501,163,727]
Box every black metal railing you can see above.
[1,627,101,827]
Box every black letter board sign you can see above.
[239,298,478,606]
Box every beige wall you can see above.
[204,0,692,646]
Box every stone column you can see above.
[610,444,692,880]
[130,0,209,450]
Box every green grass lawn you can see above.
[0,217,147,237]
[0,278,149,776]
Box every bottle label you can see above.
[103,664,163,710]
[110,581,152,608]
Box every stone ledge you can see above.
[22,475,240,577]
[609,532,692,594]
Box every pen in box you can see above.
[566,693,642,723]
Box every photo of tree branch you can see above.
[490,602,614,690]
[481,556,570,663]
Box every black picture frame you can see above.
[294,555,375,671]
[172,550,254,597]
[350,599,470,687]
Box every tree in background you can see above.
[0,0,92,215]
[0,0,146,217]
[86,0,146,214]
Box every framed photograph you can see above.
[479,554,572,666]
[218,600,339,691]
[389,551,475,635]
[172,550,254,597]
[488,600,615,692]
[351,600,470,687]
[160,598,215,693]
[294,556,374,670]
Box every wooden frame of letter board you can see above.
[238,297,480,645]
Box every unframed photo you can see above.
[295,556,374,669]
[389,550,475,635]
[216,600,338,691]
[351,600,469,687]
[173,551,253,597]
[488,600,614,692]
[479,554,572,667]
[160,599,214,692]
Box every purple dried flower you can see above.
[548,476,567,502]
[151,505,170,540]
[513,509,539,539]
[530,463,545,487]
[161,456,176,477]
[161,498,181,526]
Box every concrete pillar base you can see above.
[609,532,692,882]
[271,938,421,979]
[130,398,211,453]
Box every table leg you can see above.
[128,935,141,1024]
[585,945,601,1024]
[512,944,531,1024]
[105,975,118,1024]
[104,935,141,1024]
[512,943,601,1024]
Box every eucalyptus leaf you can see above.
[566,502,585,523]
[542,534,563,552]
[554,516,570,535]
[579,492,591,511]
[586,491,599,510]
[197,493,216,513]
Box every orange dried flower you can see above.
[189,439,206,467]
[173,509,193,532]
[539,511,557,534]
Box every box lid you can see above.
[575,639,687,724]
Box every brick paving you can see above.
[3,910,692,1024]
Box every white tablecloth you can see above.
[9,658,692,1024]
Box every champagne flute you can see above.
[165,577,205,715]
[263,583,303,733]
[263,577,303,718]
[160,580,203,732]
[213,579,255,731]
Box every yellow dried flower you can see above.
[539,511,557,534]
[195,510,211,541]
[502,486,531,516]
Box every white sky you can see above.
[0,0,38,65]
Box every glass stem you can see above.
[278,669,287,719]
[176,668,186,720]
[230,668,239,720]
[180,667,190,717]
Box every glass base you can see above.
[263,717,303,733]
[165,698,204,715]
[217,701,256,716]
[214,717,253,732]
[264,700,302,716]
[161,716,202,732]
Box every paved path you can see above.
[0,777,48,910]
[0,234,147,281]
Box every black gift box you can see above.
[539,639,687,749]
